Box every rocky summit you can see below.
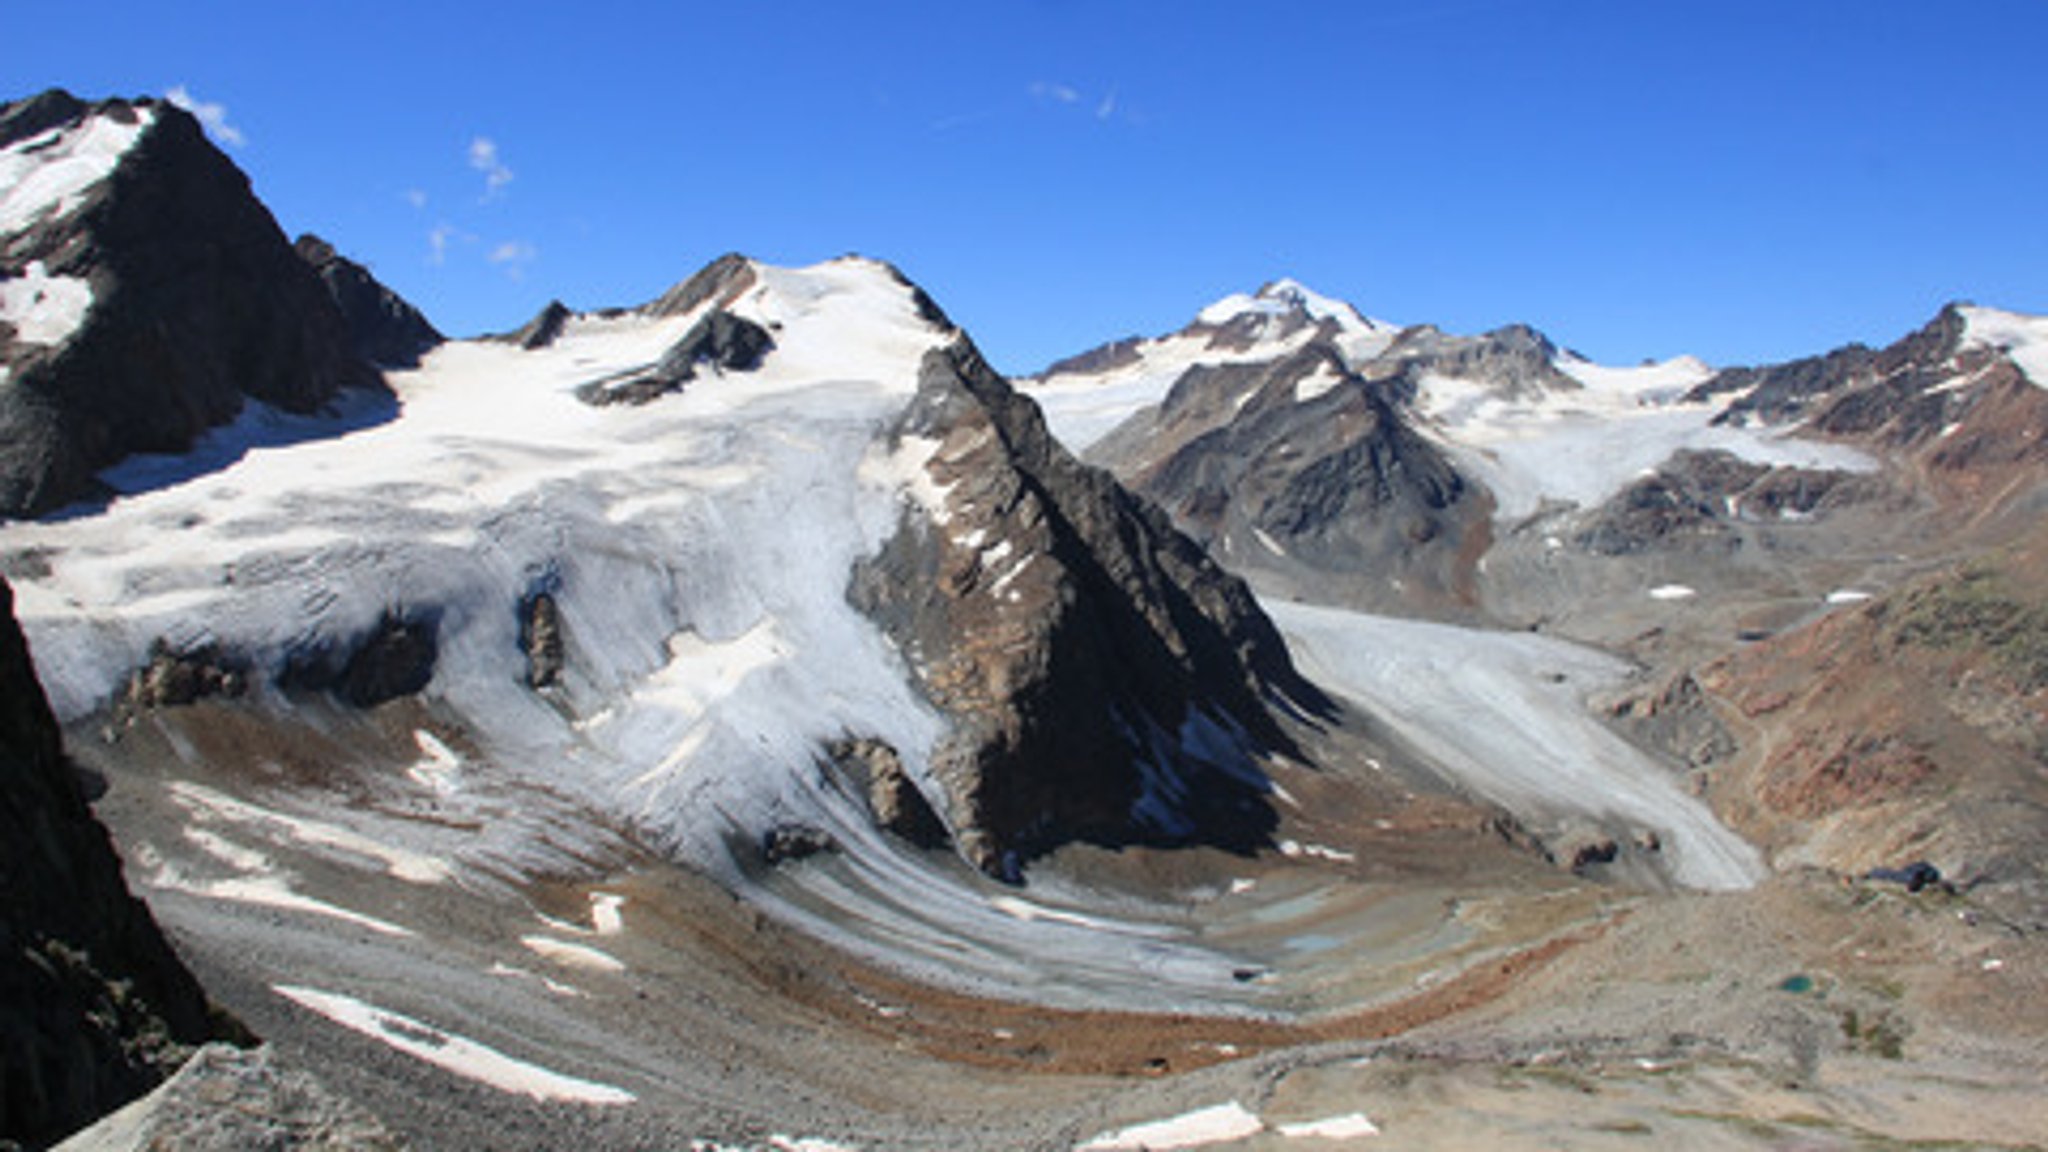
[1,87,2045,1152]
[0,90,383,519]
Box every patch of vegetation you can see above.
[1888,566,2048,690]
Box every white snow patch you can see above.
[520,935,626,973]
[1077,1102,1265,1150]
[589,891,626,935]
[406,729,463,795]
[168,782,452,884]
[0,105,154,234]
[1826,588,1874,605]
[151,865,413,937]
[1960,305,2048,387]
[1649,584,1697,601]
[273,985,636,1105]
[1291,359,1346,404]
[0,260,94,345]
[1252,527,1288,556]
[1278,1112,1381,1139]
[1277,839,1356,863]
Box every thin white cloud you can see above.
[404,188,429,211]
[427,222,470,266]
[1029,81,1081,105]
[165,85,246,148]
[1096,87,1119,121]
[468,136,514,197]
[487,240,537,280]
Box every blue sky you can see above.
[6,1,2046,374]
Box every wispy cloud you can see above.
[427,222,470,266]
[487,240,538,280]
[165,85,246,147]
[403,188,429,211]
[468,136,514,198]
[1028,80,1081,105]
[1096,87,1119,122]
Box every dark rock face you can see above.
[280,613,438,708]
[825,737,947,849]
[640,252,755,318]
[125,640,247,709]
[520,592,564,690]
[0,90,384,518]
[576,309,773,407]
[293,234,442,368]
[1089,345,1486,614]
[501,299,572,351]
[0,578,221,1147]
[851,339,1327,874]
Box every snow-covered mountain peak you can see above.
[1194,277,1389,337]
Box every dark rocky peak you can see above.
[0,87,101,150]
[500,298,573,350]
[0,577,228,1146]
[1,89,383,518]
[640,251,756,317]
[293,233,443,368]
[1376,320,1576,399]
[850,337,1327,875]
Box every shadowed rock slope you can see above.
[0,577,222,1148]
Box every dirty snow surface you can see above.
[1269,600,1765,890]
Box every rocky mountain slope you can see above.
[0,576,223,1148]
[0,89,384,518]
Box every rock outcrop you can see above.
[575,308,774,406]
[53,1044,400,1152]
[0,90,385,518]
[1,578,223,1147]
[852,338,1328,874]
[292,234,442,368]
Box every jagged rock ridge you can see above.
[293,234,442,368]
